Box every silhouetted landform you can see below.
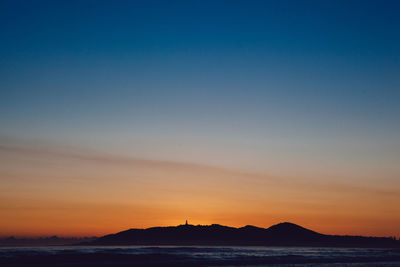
[0,236,96,247]
[82,222,399,247]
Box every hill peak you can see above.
[83,222,399,247]
[269,222,306,229]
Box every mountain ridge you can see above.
[82,222,399,248]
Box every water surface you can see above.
[1,246,400,266]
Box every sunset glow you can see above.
[1,0,399,239]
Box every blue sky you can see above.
[1,0,400,237]
[1,0,399,173]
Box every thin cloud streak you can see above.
[1,143,399,199]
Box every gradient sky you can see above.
[1,0,400,237]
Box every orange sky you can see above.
[1,143,399,238]
[1,0,400,242]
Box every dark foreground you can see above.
[1,246,400,266]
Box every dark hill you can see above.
[265,222,324,242]
[83,222,399,247]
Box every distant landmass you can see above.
[82,222,399,247]
[0,236,96,247]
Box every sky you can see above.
[0,0,400,237]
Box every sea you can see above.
[1,246,400,266]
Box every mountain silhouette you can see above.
[82,222,399,247]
